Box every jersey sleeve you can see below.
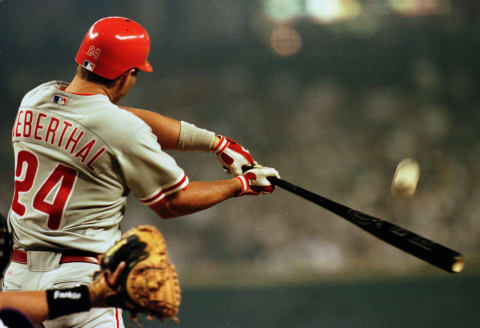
[117,125,189,206]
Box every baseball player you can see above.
[1,214,128,326]
[0,262,126,326]
[3,16,279,328]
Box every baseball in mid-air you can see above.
[391,159,420,198]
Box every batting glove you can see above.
[213,136,254,176]
[236,166,280,196]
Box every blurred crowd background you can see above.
[1,0,479,286]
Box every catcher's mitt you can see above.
[89,225,181,323]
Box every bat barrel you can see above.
[359,218,465,273]
[268,177,465,273]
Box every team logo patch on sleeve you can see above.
[82,59,96,72]
[53,95,68,105]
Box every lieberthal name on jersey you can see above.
[12,108,106,171]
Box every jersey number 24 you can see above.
[11,150,77,230]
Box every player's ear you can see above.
[122,69,138,84]
[117,70,132,88]
[122,69,138,81]
[129,68,139,77]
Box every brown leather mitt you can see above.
[89,225,181,322]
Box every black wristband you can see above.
[46,285,92,320]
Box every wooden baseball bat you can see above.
[268,177,464,273]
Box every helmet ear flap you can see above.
[75,17,153,80]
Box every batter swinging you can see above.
[3,17,279,328]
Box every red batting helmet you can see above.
[75,17,153,80]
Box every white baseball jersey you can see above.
[8,81,188,253]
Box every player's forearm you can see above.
[151,179,242,218]
[120,106,221,151]
[0,291,49,323]
[120,106,181,149]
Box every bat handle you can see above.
[246,168,282,187]
[268,176,295,193]
[267,176,281,185]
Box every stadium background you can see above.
[1,1,479,327]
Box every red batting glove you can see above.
[236,166,280,196]
[213,136,254,176]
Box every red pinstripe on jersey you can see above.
[141,174,189,206]
[115,308,120,328]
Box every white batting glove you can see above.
[213,136,254,176]
[236,166,280,196]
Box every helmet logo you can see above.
[87,45,101,59]
[82,60,96,72]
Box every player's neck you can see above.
[65,76,116,103]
